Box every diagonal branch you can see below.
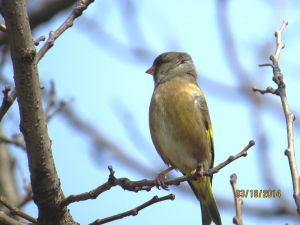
[0,0,95,123]
[0,135,26,150]
[0,0,80,46]
[88,194,175,225]
[0,196,37,223]
[0,210,27,225]
[37,0,95,62]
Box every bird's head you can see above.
[146,52,198,87]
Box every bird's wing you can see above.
[194,93,214,183]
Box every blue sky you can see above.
[2,0,300,224]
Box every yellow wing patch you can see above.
[206,125,214,153]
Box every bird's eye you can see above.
[180,60,185,64]
[156,59,163,66]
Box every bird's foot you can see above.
[155,173,169,190]
[154,166,175,190]
[191,162,204,182]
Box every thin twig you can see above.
[0,211,27,225]
[0,135,26,150]
[11,134,26,150]
[0,86,17,122]
[44,80,73,122]
[37,0,95,62]
[88,194,175,225]
[44,80,56,118]
[47,98,74,122]
[0,196,37,223]
[34,35,46,46]
[254,20,300,214]
[252,86,278,95]
[273,21,288,63]
[203,140,255,176]
[18,164,32,192]
[217,0,277,193]
[230,174,243,225]
[0,0,95,118]
[59,140,255,209]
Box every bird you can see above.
[146,52,222,225]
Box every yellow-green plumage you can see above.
[147,52,222,225]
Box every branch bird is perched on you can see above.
[146,52,222,225]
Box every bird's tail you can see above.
[188,177,222,225]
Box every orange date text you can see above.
[235,189,281,198]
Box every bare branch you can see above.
[43,80,73,122]
[252,86,278,95]
[13,191,33,209]
[230,174,243,225]
[88,194,175,225]
[0,0,89,123]
[37,0,95,62]
[17,165,31,192]
[0,0,82,46]
[44,80,56,118]
[0,135,26,150]
[12,134,26,150]
[216,0,278,192]
[0,0,87,223]
[47,98,74,122]
[59,141,255,208]
[0,210,27,225]
[34,35,46,46]
[273,21,288,62]
[2,85,10,97]
[0,196,37,223]
[0,86,17,122]
[204,140,255,176]
[254,20,300,214]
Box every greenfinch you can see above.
[146,52,222,225]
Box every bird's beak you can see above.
[146,65,154,75]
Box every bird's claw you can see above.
[155,173,169,190]
[191,162,204,182]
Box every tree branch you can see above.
[44,80,73,122]
[0,86,17,122]
[88,194,175,225]
[253,20,300,214]
[0,0,94,123]
[0,135,26,150]
[0,196,37,223]
[59,140,255,209]
[0,0,82,223]
[34,35,46,46]
[0,210,27,225]
[44,80,56,118]
[0,0,80,46]
[230,174,243,225]
[37,0,95,62]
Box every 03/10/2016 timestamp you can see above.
[235,190,281,198]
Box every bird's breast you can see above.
[149,81,211,174]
